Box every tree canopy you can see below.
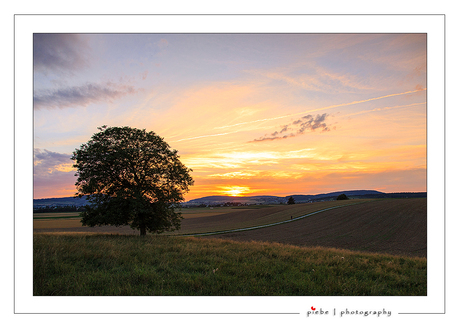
[71,126,194,235]
[336,193,349,200]
[287,196,295,205]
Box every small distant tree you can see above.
[287,196,295,205]
[336,194,349,200]
[71,126,194,236]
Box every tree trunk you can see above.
[140,225,147,236]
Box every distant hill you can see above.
[185,190,385,205]
[185,195,286,205]
[286,190,386,203]
[33,190,427,209]
[33,196,89,208]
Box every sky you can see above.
[33,33,427,201]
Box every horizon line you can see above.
[33,189,428,201]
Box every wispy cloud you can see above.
[337,102,427,119]
[257,66,373,94]
[214,88,426,131]
[182,148,318,170]
[172,132,235,143]
[33,149,77,199]
[34,82,137,110]
[251,113,332,143]
[34,34,90,74]
[34,148,74,175]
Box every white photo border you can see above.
[15,14,445,317]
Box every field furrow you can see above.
[33,198,427,257]
[199,198,427,257]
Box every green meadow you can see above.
[33,233,426,296]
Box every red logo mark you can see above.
[311,306,316,311]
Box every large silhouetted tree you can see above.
[71,126,194,235]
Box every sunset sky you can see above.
[33,33,427,201]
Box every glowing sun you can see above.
[221,186,251,197]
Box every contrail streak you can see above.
[172,132,234,143]
[171,88,426,143]
[214,88,426,130]
[336,101,426,118]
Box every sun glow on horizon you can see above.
[219,186,252,197]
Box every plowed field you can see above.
[200,198,427,257]
[172,200,365,235]
[33,200,363,234]
[33,198,427,257]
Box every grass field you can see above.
[33,212,82,220]
[33,233,427,296]
[33,198,427,296]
